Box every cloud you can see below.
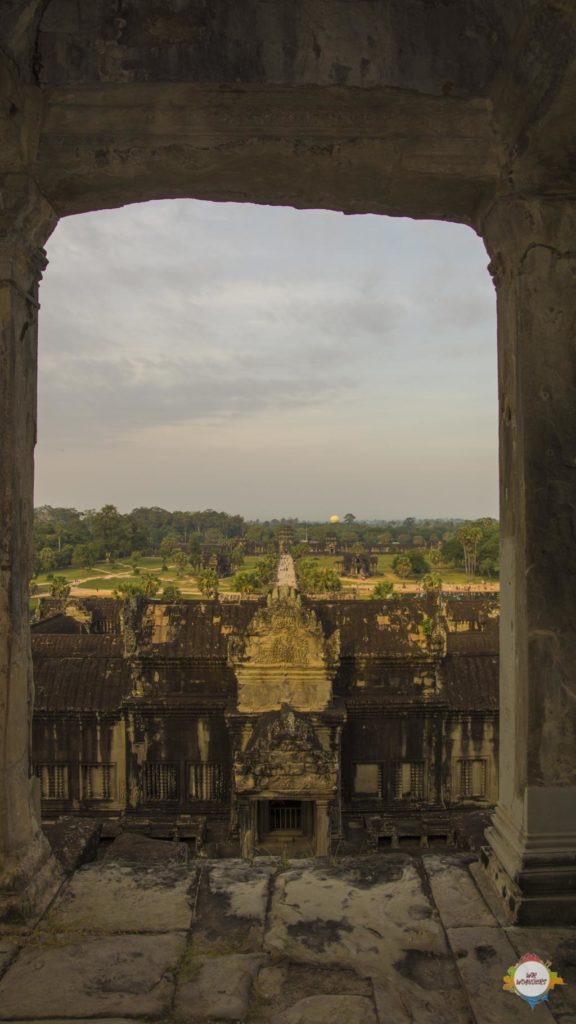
[36,200,498,517]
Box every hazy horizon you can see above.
[35,200,498,521]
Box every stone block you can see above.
[0,933,184,1019]
[44,816,102,874]
[446,926,556,1024]
[507,926,576,1024]
[175,952,263,1021]
[264,857,447,977]
[271,994,377,1024]
[41,861,197,933]
[102,831,189,864]
[192,858,276,951]
[423,855,497,929]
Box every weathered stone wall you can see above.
[1,0,576,919]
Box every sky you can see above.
[35,200,498,521]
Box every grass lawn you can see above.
[75,576,131,590]
[35,551,497,599]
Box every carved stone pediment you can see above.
[229,587,340,669]
[233,705,337,796]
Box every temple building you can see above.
[31,566,499,857]
[338,550,379,578]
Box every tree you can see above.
[114,579,146,598]
[343,513,356,525]
[159,536,180,561]
[162,583,182,602]
[91,505,130,561]
[196,569,219,599]
[49,576,71,599]
[232,570,261,594]
[173,549,189,577]
[457,525,483,580]
[230,545,245,570]
[292,543,310,560]
[73,543,98,569]
[392,555,412,579]
[39,547,56,571]
[407,551,430,576]
[297,561,342,595]
[141,572,161,597]
[320,569,342,594]
[428,547,442,567]
[373,579,393,599]
[255,555,277,587]
[420,572,443,594]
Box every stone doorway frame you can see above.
[2,2,576,924]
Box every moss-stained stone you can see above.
[192,858,276,952]
[0,932,185,1019]
[271,994,377,1024]
[41,861,199,934]
[175,952,263,1021]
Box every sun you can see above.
[329,515,340,524]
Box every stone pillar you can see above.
[314,800,330,856]
[239,800,256,859]
[0,178,62,921]
[482,197,576,923]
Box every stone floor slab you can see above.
[264,857,472,1023]
[271,994,377,1024]
[192,858,276,952]
[423,855,497,930]
[41,861,197,933]
[253,961,372,1018]
[176,951,263,1021]
[446,925,557,1024]
[506,926,576,1023]
[373,978,473,1024]
[0,932,184,1019]
[0,940,20,980]
[265,856,447,977]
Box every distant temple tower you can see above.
[277,525,295,553]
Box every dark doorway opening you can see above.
[269,800,302,833]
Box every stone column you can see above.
[0,178,62,921]
[239,800,256,859]
[482,197,576,923]
[314,800,330,856]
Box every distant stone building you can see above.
[32,586,499,856]
[338,550,379,577]
[199,543,231,577]
[276,525,295,553]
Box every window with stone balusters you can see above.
[81,763,116,800]
[393,761,425,801]
[142,762,179,801]
[189,762,224,801]
[34,764,69,800]
[456,758,487,799]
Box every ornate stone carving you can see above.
[229,588,339,669]
[233,705,336,796]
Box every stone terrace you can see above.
[0,846,574,1024]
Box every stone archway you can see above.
[1,0,576,923]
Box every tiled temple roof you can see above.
[440,654,499,709]
[34,656,131,712]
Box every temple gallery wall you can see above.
[1,1,576,925]
[31,590,499,859]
